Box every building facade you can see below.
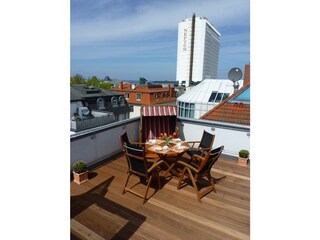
[176,14,221,87]
[111,82,177,118]
[177,79,243,119]
[70,84,131,132]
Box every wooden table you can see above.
[146,139,190,177]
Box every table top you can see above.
[146,138,189,155]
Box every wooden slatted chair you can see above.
[186,130,215,158]
[122,143,170,204]
[176,146,225,202]
[120,131,143,151]
[121,131,159,159]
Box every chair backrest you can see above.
[123,143,148,175]
[120,132,130,151]
[140,105,178,142]
[199,131,215,149]
[198,146,224,173]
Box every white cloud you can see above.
[71,0,249,46]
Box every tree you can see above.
[99,81,111,90]
[87,76,100,87]
[139,77,147,85]
[70,74,86,84]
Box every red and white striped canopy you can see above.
[141,105,177,117]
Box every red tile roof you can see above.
[201,84,250,125]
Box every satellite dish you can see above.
[228,67,242,82]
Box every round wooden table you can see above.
[146,139,190,177]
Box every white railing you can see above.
[70,115,115,132]
[70,117,250,170]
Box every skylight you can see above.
[230,87,250,103]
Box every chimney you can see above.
[243,64,250,85]
[120,81,123,89]
[168,84,171,97]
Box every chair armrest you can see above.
[130,141,146,147]
[192,154,205,162]
[186,141,201,148]
[176,160,199,173]
[197,147,211,157]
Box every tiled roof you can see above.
[200,84,250,126]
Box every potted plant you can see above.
[73,160,89,184]
[238,150,249,166]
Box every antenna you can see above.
[228,67,242,92]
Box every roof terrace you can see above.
[70,116,250,239]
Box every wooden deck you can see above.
[71,154,250,240]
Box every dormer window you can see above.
[111,96,118,107]
[96,97,105,110]
[119,96,125,106]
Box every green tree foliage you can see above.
[139,77,147,85]
[87,76,100,87]
[70,74,112,90]
[99,81,111,90]
[70,74,86,84]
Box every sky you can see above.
[71,0,250,81]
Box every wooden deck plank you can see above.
[71,154,250,240]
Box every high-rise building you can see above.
[176,14,221,87]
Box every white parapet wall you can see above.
[70,116,250,171]
[70,117,140,170]
[178,117,250,157]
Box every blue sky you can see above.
[71,0,250,81]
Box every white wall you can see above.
[129,105,141,119]
[70,118,140,170]
[70,117,250,171]
[178,118,250,157]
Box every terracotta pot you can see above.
[238,157,248,167]
[73,170,89,184]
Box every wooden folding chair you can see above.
[122,143,169,203]
[176,146,225,202]
[186,130,215,158]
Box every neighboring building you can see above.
[176,14,221,87]
[200,83,250,125]
[201,64,251,125]
[70,84,131,132]
[111,82,177,118]
[177,79,243,119]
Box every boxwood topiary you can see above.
[73,160,87,173]
[239,150,249,158]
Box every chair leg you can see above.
[177,167,187,189]
[122,173,131,194]
[157,168,162,189]
[143,175,153,203]
[207,174,217,193]
[187,168,201,202]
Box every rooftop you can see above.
[177,79,244,104]
[201,84,250,125]
[71,84,118,101]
